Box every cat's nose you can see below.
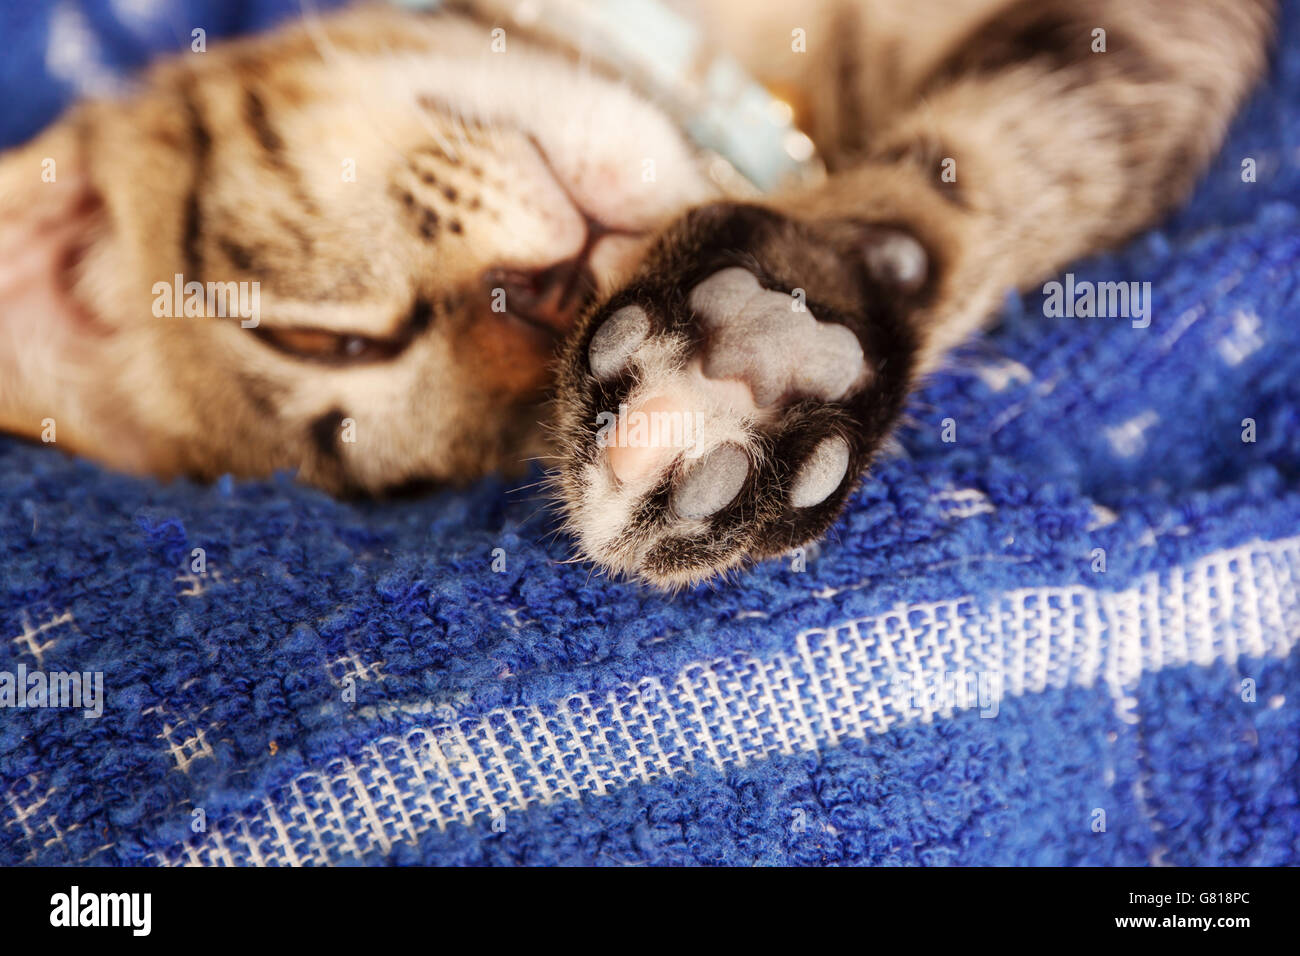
[485,257,591,336]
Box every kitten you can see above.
[0,0,1277,586]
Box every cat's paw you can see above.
[552,203,929,587]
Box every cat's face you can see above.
[0,8,716,492]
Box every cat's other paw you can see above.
[552,203,930,587]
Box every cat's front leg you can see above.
[551,0,1275,587]
[550,195,950,588]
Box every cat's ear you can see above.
[0,116,148,471]
[0,116,93,229]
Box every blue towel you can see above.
[1,0,1297,866]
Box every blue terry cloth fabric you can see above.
[1,0,1297,866]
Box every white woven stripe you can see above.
[153,536,1300,866]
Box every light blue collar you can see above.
[391,0,825,193]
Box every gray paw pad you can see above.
[862,231,927,291]
[790,436,850,508]
[589,305,650,381]
[687,268,866,406]
[672,442,749,519]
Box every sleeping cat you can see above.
[0,0,1277,587]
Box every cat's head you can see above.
[0,6,715,492]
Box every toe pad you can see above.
[589,305,651,381]
[672,442,749,519]
[790,436,850,508]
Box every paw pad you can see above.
[588,305,650,381]
[688,268,866,406]
[862,230,927,292]
[672,442,749,519]
[790,435,850,508]
[605,393,697,484]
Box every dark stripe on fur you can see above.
[179,82,211,278]
[309,409,346,462]
[920,0,1169,95]
[243,86,319,216]
[217,236,259,273]
[869,136,968,210]
[244,88,286,158]
[830,4,868,160]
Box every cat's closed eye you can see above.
[251,326,398,364]
[250,297,437,365]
